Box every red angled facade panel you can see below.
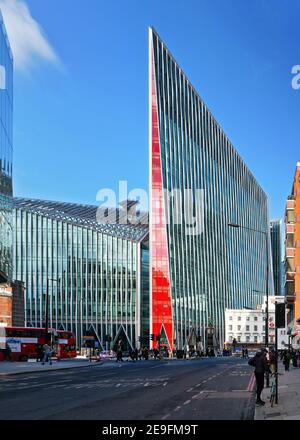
[150,42,174,349]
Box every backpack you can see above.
[248,357,255,366]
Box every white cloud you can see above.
[0,0,60,70]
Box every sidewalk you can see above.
[255,364,300,420]
[0,358,103,376]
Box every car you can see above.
[100,350,115,359]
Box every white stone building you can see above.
[225,296,288,349]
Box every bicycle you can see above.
[269,372,283,407]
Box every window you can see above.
[238,325,241,331]
[229,316,232,321]
[254,325,258,331]
[246,316,250,321]
[246,325,250,331]
[237,336,241,342]
[238,316,241,321]
[287,257,295,272]
[229,325,232,331]
[246,336,250,342]
[254,336,258,343]
[254,316,258,321]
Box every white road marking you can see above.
[174,406,181,412]
[183,400,191,405]
[187,387,194,392]
[161,414,170,420]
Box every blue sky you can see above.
[6,0,300,220]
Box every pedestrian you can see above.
[268,349,276,374]
[128,348,135,362]
[297,351,300,368]
[36,344,44,362]
[242,347,245,358]
[154,348,160,360]
[5,343,12,362]
[282,350,290,371]
[205,347,209,357]
[292,350,297,368]
[142,347,149,360]
[42,342,53,365]
[116,347,123,363]
[248,349,271,405]
[245,348,249,360]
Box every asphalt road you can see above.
[0,357,255,420]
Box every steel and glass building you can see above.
[270,220,282,295]
[13,198,149,349]
[0,13,13,282]
[149,28,273,350]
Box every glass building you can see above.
[0,12,13,282]
[270,220,282,296]
[149,28,274,350]
[13,198,149,349]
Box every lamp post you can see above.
[228,222,270,385]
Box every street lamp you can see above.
[228,222,269,350]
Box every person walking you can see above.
[245,348,249,360]
[268,348,276,374]
[116,347,123,363]
[283,350,291,371]
[296,351,300,368]
[248,349,271,405]
[42,342,53,365]
[5,343,12,362]
[292,350,297,368]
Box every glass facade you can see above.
[0,13,13,282]
[149,28,274,350]
[13,198,149,349]
[270,220,282,296]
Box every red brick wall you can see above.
[0,290,12,326]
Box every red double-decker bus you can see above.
[0,327,76,362]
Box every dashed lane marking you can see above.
[161,414,170,420]
[183,400,191,405]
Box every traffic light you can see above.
[275,303,286,328]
